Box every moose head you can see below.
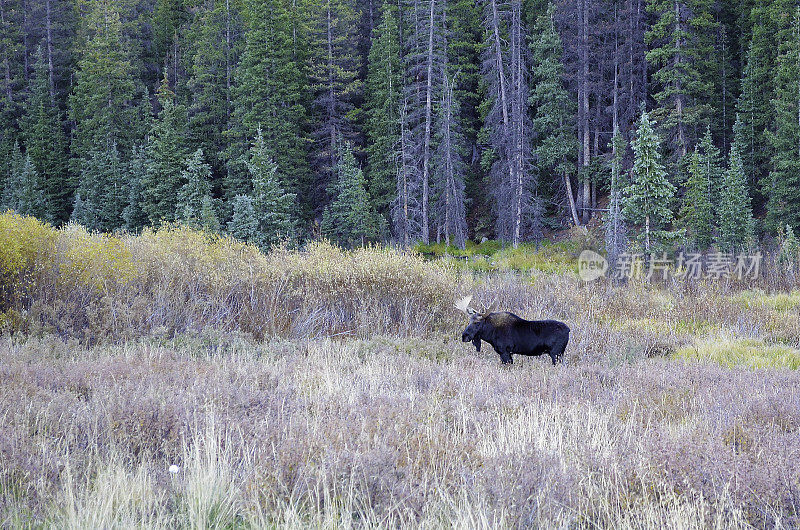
[454,295,495,352]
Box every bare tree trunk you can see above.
[421,0,435,244]
[489,0,515,239]
[511,2,524,247]
[565,171,580,227]
[581,0,590,223]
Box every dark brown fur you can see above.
[461,311,570,365]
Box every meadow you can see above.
[1,212,799,528]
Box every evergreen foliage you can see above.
[140,74,190,225]
[227,0,309,214]
[364,4,402,222]
[227,194,259,243]
[765,5,800,233]
[645,0,716,163]
[4,153,47,219]
[717,133,754,252]
[246,129,296,248]
[68,0,138,163]
[322,141,378,246]
[19,47,71,223]
[177,148,218,230]
[623,111,677,253]
[678,150,713,250]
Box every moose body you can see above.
[459,309,570,365]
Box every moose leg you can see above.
[550,340,568,365]
[499,349,513,365]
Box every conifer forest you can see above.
[0,0,798,251]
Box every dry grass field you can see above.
[1,212,799,528]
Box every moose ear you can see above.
[472,338,481,352]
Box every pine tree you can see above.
[402,0,449,244]
[364,4,402,223]
[68,0,138,164]
[392,100,425,246]
[308,0,362,211]
[19,46,70,223]
[678,150,712,250]
[123,145,150,232]
[717,132,754,252]
[227,194,259,243]
[778,223,799,276]
[645,0,716,163]
[177,148,218,230]
[605,132,628,267]
[765,5,800,233]
[151,0,189,91]
[696,126,724,209]
[0,0,24,126]
[186,0,241,185]
[140,73,190,225]
[247,129,296,248]
[530,3,579,227]
[623,111,677,253]
[74,142,126,231]
[4,153,47,219]
[733,18,777,203]
[322,141,378,246]
[227,0,309,215]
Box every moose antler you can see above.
[454,295,478,315]
[482,297,498,315]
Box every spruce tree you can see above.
[623,111,677,253]
[19,47,71,223]
[68,0,138,163]
[4,154,47,219]
[696,126,724,209]
[717,133,754,252]
[678,150,712,250]
[247,129,296,248]
[186,0,241,184]
[530,3,578,227]
[308,0,362,209]
[322,141,378,247]
[74,142,126,231]
[227,194,259,243]
[645,0,716,163]
[227,0,310,216]
[141,73,190,225]
[765,5,800,233]
[177,148,218,230]
[733,19,776,203]
[364,4,402,222]
[123,145,150,232]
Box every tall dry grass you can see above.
[1,336,797,528]
[2,212,800,527]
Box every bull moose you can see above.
[455,296,569,365]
